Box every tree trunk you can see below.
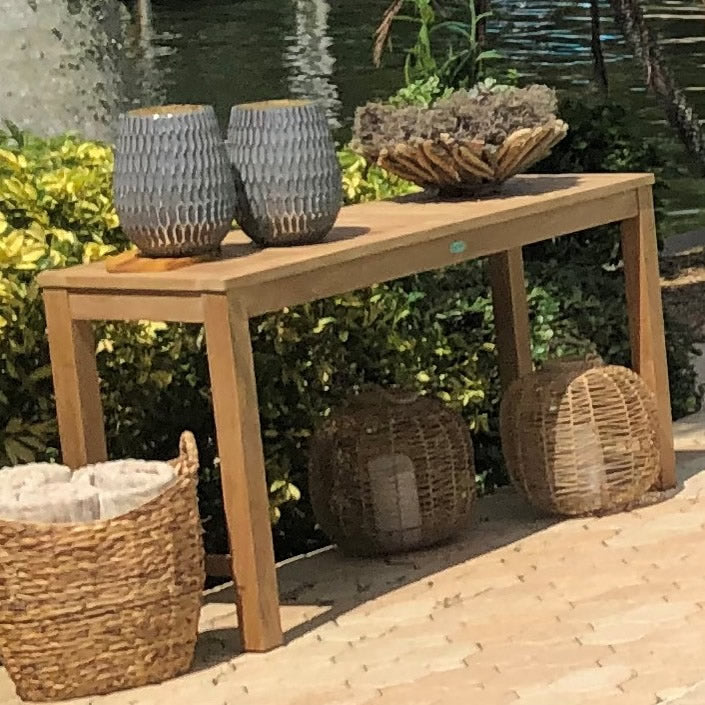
[476,0,489,46]
[136,0,153,42]
[608,0,705,169]
[590,0,609,92]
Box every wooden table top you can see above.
[39,173,653,295]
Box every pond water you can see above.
[143,0,705,230]
[3,0,705,229]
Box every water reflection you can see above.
[2,0,705,225]
[283,0,342,128]
[127,0,167,113]
[3,0,705,138]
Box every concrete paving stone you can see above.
[463,687,520,705]
[578,601,699,647]
[468,642,597,677]
[666,679,705,704]
[508,643,613,670]
[485,616,581,648]
[423,610,471,636]
[240,684,380,705]
[378,683,485,705]
[565,690,657,705]
[448,615,560,649]
[450,558,525,583]
[575,580,673,605]
[513,688,632,705]
[337,598,437,626]
[462,591,561,623]
[285,687,382,705]
[379,619,460,643]
[330,632,453,668]
[411,642,478,672]
[620,600,700,624]
[345,656,443,691]
[619,670,705,700]
[580,620,653,646]
[311,619,399,642]
[495,661,587,694]
[564,598,639,625]
[657,686,696,702]
[515,664,634,698]
[605,512,705,549]
[602,634,705,675]
[681,476,705,499]
[435,570,523,598]
[549,578,643,605]
[587,510,648,531]
[377,666,484,701]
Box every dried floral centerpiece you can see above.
[351,80,568,197]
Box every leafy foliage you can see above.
[0,130,122,466]
[387,76,455,108]
[529,95,667,264]
[339,147,419,202]
[374,0,501,89]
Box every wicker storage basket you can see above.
[309,388,476,556]
[0,432,205,702]
[499,359,660,516]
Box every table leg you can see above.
[203,293,283,652]
[43,289,107,467]
[488,248,533,392]
[621,186,676,490]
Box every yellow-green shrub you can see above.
[0,132,122,464]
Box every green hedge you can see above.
[0,99,700,559]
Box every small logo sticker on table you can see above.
[450,240,467,254]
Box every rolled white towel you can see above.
[0,463,71,491]
[0,488,21,521]
[15,483,100,523]
[71,460,176,519]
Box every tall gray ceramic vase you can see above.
[226,100,342,247]
[114,104,236,257]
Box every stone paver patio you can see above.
[4,430,705,704]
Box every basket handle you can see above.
[174,431,199,477]
[541,353,604,373]
[346,384,420,408]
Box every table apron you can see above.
[68,291,205,322]
[240,189,638,316]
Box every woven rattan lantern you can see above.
[309,388,475,556]
[500,359,660,516]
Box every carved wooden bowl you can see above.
[361,119,568,197]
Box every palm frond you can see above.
[374,0,405,67]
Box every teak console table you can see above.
[38,173,675,653]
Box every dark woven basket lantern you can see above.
[499,358,661,516]
[309,388,476,556]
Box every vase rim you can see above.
[126,104,210,118]
[233,99,315,111]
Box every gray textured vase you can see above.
[226,99,342,247]
[114,104,236,257]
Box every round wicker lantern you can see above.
[309,388,476,556]
[499,359,661,516]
